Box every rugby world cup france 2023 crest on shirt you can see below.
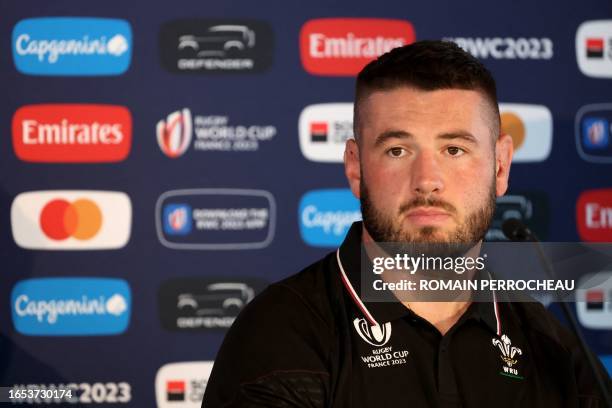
[353,318,410,369]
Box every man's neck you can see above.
[401,300,471,335]
[361,225,475,336]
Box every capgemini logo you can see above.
[353,318,391,347]
[298,189,361,247]
[157,109,192,158]
[106,34,129,56]
[12,18,133,76]
[11,278,131,335]
[106,294,128,316]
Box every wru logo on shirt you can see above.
[492,334,524,380]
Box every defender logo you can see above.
[492,334,523,379]
[157,109,192,158]
[178,25,255,57]
[159,19,273,73]
[353,318,391,347]
[158,278,266,331]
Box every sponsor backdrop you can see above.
[1,0,612,406]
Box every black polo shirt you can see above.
[202,222,611,407]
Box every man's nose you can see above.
[410,150,444,196]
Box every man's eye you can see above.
[387,147,406,158]
[447,146,465,156]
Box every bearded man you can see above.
[202,40,610,408]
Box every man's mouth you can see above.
[405,207,452,225]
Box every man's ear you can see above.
[495,133,514,197]
[344,138,361,199]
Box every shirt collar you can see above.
[337,221,502,335]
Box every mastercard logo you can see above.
[11,191,131,250]
[40,199,103,240]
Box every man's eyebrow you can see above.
[437,131,478,144]
[374,130,413,147]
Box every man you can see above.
[202,40,610,407]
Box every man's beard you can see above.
[359,176,496,257]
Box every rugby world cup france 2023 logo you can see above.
[353,318,392,347]
[157,108,192,158]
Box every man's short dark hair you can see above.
[354,40,500,141]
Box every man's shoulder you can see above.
[232,251,341,337]
[273,251,340,312]
[203,253,342,406]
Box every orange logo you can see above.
[40,199,102,240]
